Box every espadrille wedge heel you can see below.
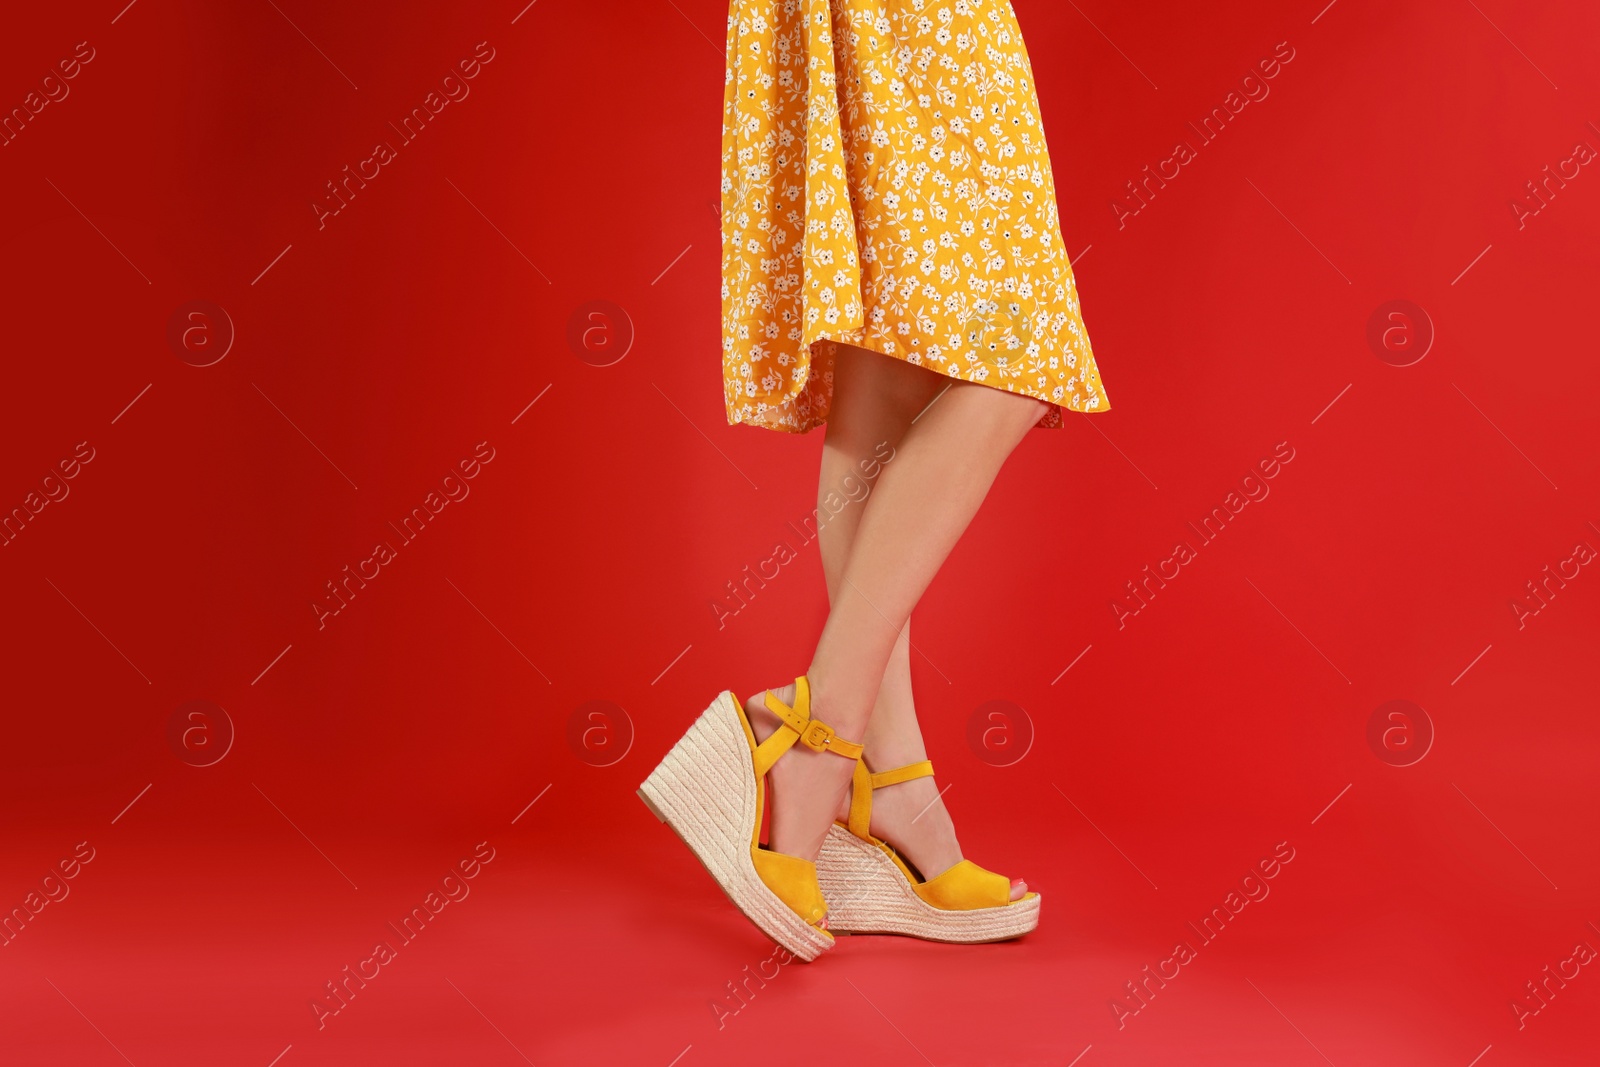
[638,676,863,962]
[815,760,1040,943]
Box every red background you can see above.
[2,0,1597,1064]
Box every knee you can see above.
[1006,393,1052,435]
[964,384,1050,443]
[823,422,896,477]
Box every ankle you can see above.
[801,672,868,743]
[743,683,795,737]
[863,735,928,774]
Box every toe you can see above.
[1009,878,1027,901]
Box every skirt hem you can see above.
[725,332,1111,435]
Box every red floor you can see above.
[2,0,1598,1063]
[3,766,1596,1067]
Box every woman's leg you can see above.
[812,359,1029,900]
[748,344,1047,867]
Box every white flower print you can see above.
[721,0,1109,432]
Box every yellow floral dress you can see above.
[720,0,1110,432]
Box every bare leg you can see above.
[811,358,1028,900]
[747,344,1047,868]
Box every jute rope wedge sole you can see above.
[638,680,863,962]
[814,759,1041,943]
[816,825,1041,942]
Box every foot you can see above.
[839,766,1028,902]
[744,685,862,873]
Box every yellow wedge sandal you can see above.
[815,759,1041,943]
[638,676,863,962]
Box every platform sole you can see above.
[638,691,834,962]
[816,824,1041,943]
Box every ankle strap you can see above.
[869,760,934,789]
[846,759,936,840]
[751,676,863,779]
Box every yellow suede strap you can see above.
[912,859,1012,911]
[751,676,863,779]
[846,759,937,840]
[869,760,934,789]
[847,760,874,839]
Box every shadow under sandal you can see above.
[638,676,863,962]
[815,760,1042,943]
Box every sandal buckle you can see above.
[800,721,835,752]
